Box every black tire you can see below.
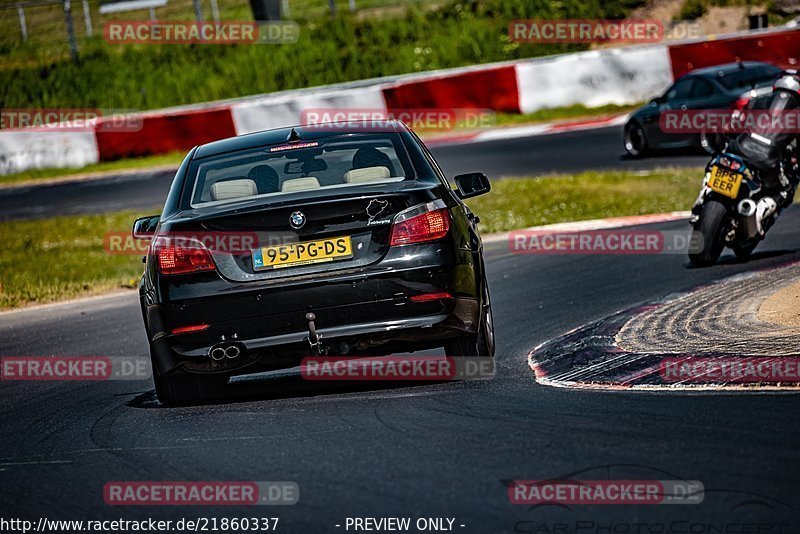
[624,121,648,158]
[733,240,758,260]
[444,277,495,358]
[699,130,717,155]
[688,200,728,267]
[152,366,228,406]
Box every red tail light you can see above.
[171,324,209,335]
[733,96,750,111]
[153,237,216,275]
[410,292,453,302]
[390,207,450,246]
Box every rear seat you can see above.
[210,178,258,201]
[343,166,390,184]
[281,177,321,192]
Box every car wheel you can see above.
[624,122,648,158]
[444,277,495,358]
[151,356,228,406]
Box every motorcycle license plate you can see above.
[708,165,743,199]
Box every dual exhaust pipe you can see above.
[208,342,244,361]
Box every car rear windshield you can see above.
[717,65,780,90]
[188,133,413,208]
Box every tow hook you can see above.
[305,312,323,355]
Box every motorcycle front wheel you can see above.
[688,200,727,267]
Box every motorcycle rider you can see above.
[724,70,800,229]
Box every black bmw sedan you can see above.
[133,120,494,405]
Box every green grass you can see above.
[0,209,156,309]
[0,0,645,110]
[0,152,185,187]
[492,103,639,128]
[466,168,701,234]
[0,167,700,309]
[0,0,430,62]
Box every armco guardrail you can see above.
[1,27,798,175]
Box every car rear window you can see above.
[717,65,780,90]
[188,134,412,208]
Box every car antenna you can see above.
[287,128,302,142]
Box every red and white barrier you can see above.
[669,29,800,79]
[96,106,236,162]
[383,65,520,114]
[2,27,798,175]
[230,86,387,135]
[516,46,672,113]
[0,130,99,175]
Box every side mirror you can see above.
[453,172,491,199]
[132,215,160,240]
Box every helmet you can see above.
[773,70,800,94]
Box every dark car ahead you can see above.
[133,120,494,405]
[624,61,781,157]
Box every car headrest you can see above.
[210,178,258,201]
[281,177,321,192]
[343,166,391,184]
[352,147,396,176]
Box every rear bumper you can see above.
[181,314,450,357]
[142,246,482,374]
[147,300,478,376]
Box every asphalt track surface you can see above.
[0,125,708,221]
[2,209,800,530]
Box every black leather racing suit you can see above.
[727,90,800,206]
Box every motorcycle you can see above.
[688,142,798,267]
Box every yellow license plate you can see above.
[708,165,743,199]
[253,236,353,270]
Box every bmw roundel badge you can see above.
[290,211,306,229]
